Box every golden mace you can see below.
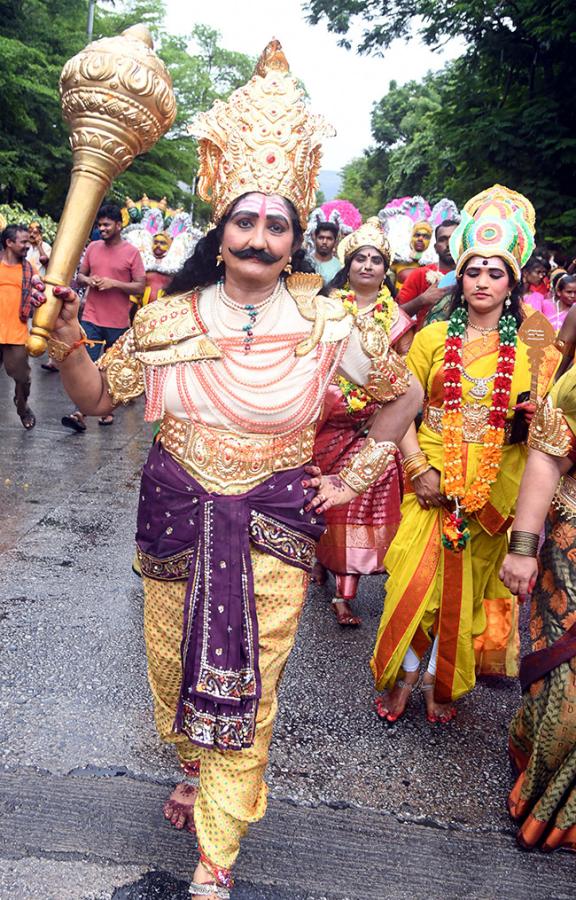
[27,24,177,356]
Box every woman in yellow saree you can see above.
[371,185,558,724]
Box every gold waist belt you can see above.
[552,473,576,519]
[423,404,512,444]
[159,414,316,493]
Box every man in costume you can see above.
[0,224,42,430]
[37,40,422,898]
[26,222,51,277]
[396,219,459,329]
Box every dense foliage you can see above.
[307,0,576,245]
[0,1,253,222]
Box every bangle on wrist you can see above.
[509,530,539,557]
[47,326,92,362]
[339,438,397,494]
[402,450,431,481]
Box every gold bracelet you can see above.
[402,450,431,481]
[404,462,432,480]
[47,327,88,362]
[509,531,539,557]
[339,438,397,494]
[402,451,426,467]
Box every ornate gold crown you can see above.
[338,217,392,267]
[450,184,536,281]
[189,40,335,228]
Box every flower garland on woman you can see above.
[370,185,560,726]
[312,219,414,626]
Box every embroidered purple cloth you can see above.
[136,442,324,751]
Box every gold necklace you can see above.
[467,321,499,346]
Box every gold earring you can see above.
[284,257,292,275]
[216,249,223,266]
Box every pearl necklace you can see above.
[214,280,284,352]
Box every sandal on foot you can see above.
[98,414,114,426]
[422,683,457,724]
[189,885,230,899]
[61,413,86,432]
[374,678,417,723]
[41,362,58,372]
[331,597,361,626]
[19,409,36,430]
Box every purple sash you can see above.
[136,442,324,751]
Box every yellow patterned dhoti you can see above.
[143,547,308,869]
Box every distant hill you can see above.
[319,170,342,201]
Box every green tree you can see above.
[306,0,576,244]
[338,151,388,217]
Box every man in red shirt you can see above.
[62,203,145,430]
[397,219,459,330]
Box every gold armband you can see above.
[528,398,573,458]
[339,438,397,494]
[365,350,411,403]
[47,327,89,362]
[96,334,145,405]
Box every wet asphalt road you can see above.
[0,360,574,899]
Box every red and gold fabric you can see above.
[313,302,413,586]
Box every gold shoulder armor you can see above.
[286,273,354,356]
[354,315,411,403]
[528,397,573,457]
[96,330,145,405]
[132,291,222,364]
[364,348,411,403]
[356,314,390,360]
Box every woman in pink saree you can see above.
[313,219,414,625]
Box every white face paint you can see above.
[230,193,291,225]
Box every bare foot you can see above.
[190,861,228,899]
[374,672,419,722]
[163,781,197,832]
[310,561,327,585]
[422,676,457,723]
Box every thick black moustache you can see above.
[228,247,281,264]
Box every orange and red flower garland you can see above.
[442,307,517,551]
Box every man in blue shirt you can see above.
[310,221,341,285]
